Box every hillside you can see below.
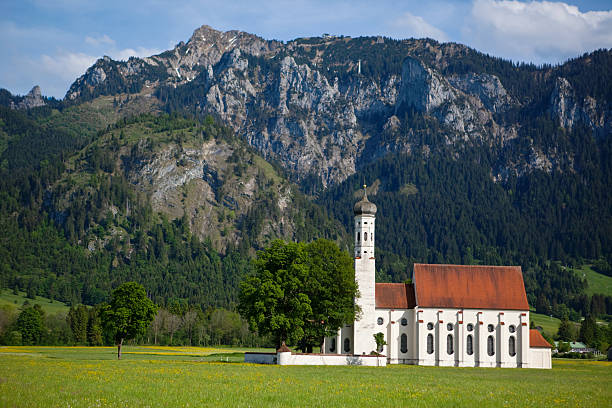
[0,25,610,319]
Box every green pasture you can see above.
[1,346,610,407]
[530,312,562,335]
[574,265,612,297]
[0,289,69,315]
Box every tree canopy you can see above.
[238,239,358,350]
[101,282,157,359]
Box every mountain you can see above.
[66,26,611,190]
[0,25,610,318]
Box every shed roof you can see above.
[413,264,529,310]
[530,330,552,348]
[375,283,416,309]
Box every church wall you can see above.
[529,348,552,369]
[414,308,527,367]
[373,309,416,364]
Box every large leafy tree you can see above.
[238,239,358,350]
[238,240,312,348]
[299,239,358,352]
[101,282,157,359]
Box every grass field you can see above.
[573,265,612,297]
[0,289,69,315]
[0,346,610,407]
[530,312,562,335]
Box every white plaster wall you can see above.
[278,352,387,366]
[414,308,528,367]
[529,348,552,369]
[373,309,416,364]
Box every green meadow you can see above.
[1,346,610,407]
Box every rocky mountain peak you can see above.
[10,85,46,109]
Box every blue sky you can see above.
[1,0,611,98]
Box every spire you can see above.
[354,182,377,215]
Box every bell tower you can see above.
[353,185,377,355]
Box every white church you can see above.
[322,187,552,369]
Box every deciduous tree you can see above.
[101,282,157,359]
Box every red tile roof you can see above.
[375,283,416,309]
[530,330,552,348]
[413,264,529,310]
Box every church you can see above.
[322,187,552,369]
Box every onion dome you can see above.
[353,185,377,215]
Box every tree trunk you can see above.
[117,337,124,360]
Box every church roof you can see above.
[375,283,416,309]
[413,264,529,310]
[530,330,552,348]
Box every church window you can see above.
[344,338,351,353]
[400,334,408,353]
[509,336,516,357]
[357,232,360,242]
[447,323,453,331]
[401,318,408,326]
[427,322,434,330]
[330,338,336,353]
[377,317,383,325]
[488,324,495,332]
[427,334,434,354]
[487,336,495,356]
[509,325,516,333]
[364,232,368,241]
[447,334,454,355]
[467,323,474,332]
[466,335,473,355]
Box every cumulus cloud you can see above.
[389,12,449,42]
[465,0,612,63]
[40,52,98,82]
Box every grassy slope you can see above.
[573,265,612,297]
[530,312,562,335]
[0,346,610,407]
[0,290,69,315]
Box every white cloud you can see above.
[389,12,449,42]
[466,0,612,63]
[40,52,98,82]
[85,34,115,46]
[111,46,162,61]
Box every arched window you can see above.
[344,338,351,353]
[400,334,408,353]
[330,338,336,353]
[487,335,495,356]
[466,335,473,355]
[364,232,368,241]
[447,334,454,355]
[509,336,516,357]
[401,318,408,326]
[427,334,434,354]
[357,232,360,242]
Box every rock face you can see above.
[65,25,611,188]
[10,86,46,109]
[551,77,611,135]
